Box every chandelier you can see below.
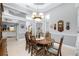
[32,9,44,22]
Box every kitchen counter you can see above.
[2,31,17,38]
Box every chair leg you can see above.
[28,44,30,53]
[31,46,33,56]
[31,47,33,56]
[31,46,37,56]
[25,44,28,50]
[60,50,62,56]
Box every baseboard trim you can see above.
[63,44,76,50]
[17,38,76,50]
[18,38,25,41]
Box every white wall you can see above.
[48,3,77,34]
[75,4,79,56]
[46,4,77,47]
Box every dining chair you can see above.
[47,36,64,56]
[30,36,37,56]
[25,32,31,53]
[45,32,53,48]
[41,32,52,55]
[30,36,44,56]
[25,32,28,50]
[45,32,51,41]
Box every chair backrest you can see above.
[57,36,64,56]
[30,36,37,46]
[31,36,36,40]
[45,32,51,41]
[25,32,29,39]
[25,32,32,40]
[45,32,52,47]
[25,32,30,44]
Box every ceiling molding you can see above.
[3,3,65,22]
[8,9,26,18]
[3,3,31,15]
[15,3,35,13]
[24,3,63,13]
[3,13,27,22]
[3,3,63,15]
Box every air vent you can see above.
[34,3,45,5]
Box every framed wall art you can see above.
[58,20,64,32]
[54,24,56,30]
[66,22,70,30]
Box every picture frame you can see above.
[66,22,70,30]
[58,20,64,32]
[21,24,24,29]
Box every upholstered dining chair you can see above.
[30,36,43,56]
[30,36,37,56]
[47,36,64,56]
[25,32,31,53]
[42,32,52,55]
[45,32,52,47]
[25,32,28,50]
[45,32,51,37]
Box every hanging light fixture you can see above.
[32,8,44,22]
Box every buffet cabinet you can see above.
[0,3,8,56]
[0,38,8,56]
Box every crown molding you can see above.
[3,13,27,22]
[3,3,31,15]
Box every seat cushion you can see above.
[33,46,42,50]
[48,43,59,54]
[48,47,58,54]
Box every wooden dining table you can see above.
[30,37,52,56]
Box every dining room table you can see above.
[30,36,52,56]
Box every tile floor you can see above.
[7,38,76,56]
